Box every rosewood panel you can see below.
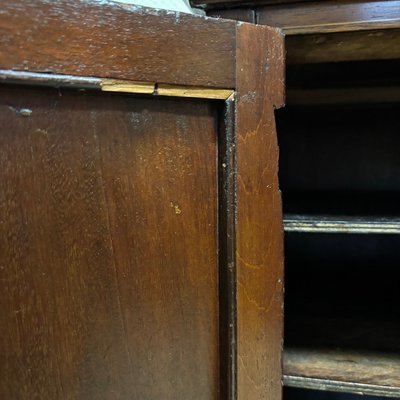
[0,86,219,399]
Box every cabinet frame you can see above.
[0,2,284,399]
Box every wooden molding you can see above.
[157,84,234,99]
[0,70,234,100]
[100,80,155,94]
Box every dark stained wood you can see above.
[196,0,400,33]
[257,0,400,34]
[258,1,400,34]
[0,70,234,99]
[218,98,238,400]
[208,8,256,23]
[191,0,316,8]
[0,3,287,399]
[203,1,400,64]
[286,29,400,64]
[0,86,219,399]
[284,348,400,396]
[0,0,236,88]
[235,23,285,400]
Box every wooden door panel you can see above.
[97,95,219,399]
[0,86,218,399]
[0,2,285,399]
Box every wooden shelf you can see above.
[284,214,400,234]
[283,348,400,398]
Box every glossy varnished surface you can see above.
[0,0,236,88]
[0,86,219,399]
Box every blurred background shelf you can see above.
[283,215,400,234]
[283,348,400,398]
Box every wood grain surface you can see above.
[0,3,287,398]
[0,0,236,88]
[208,8,256,23]
[0,86,219,399]
[284,348,400,388]
[257,0,400,34]
[286,29,400,64]
[235,23,285,400]
[196,0,400,34]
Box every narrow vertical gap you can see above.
[217,98,237,400]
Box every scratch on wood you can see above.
[170,202,182,215]
[15,108,32,117]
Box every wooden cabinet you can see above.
[0,1,284,399]
[195,0,400,398]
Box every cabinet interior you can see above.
[277,59,400,398]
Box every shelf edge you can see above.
[284,375,400,398]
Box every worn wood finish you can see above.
[284,348,400,394]
[0,3,286,399]
[235,23,285,400]
[0,86,219,399]
[0,70,234,99]
[208,8,256,23]
[0,0,236,88]
[217,98,237,400]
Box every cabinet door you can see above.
[0,2,284,399]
